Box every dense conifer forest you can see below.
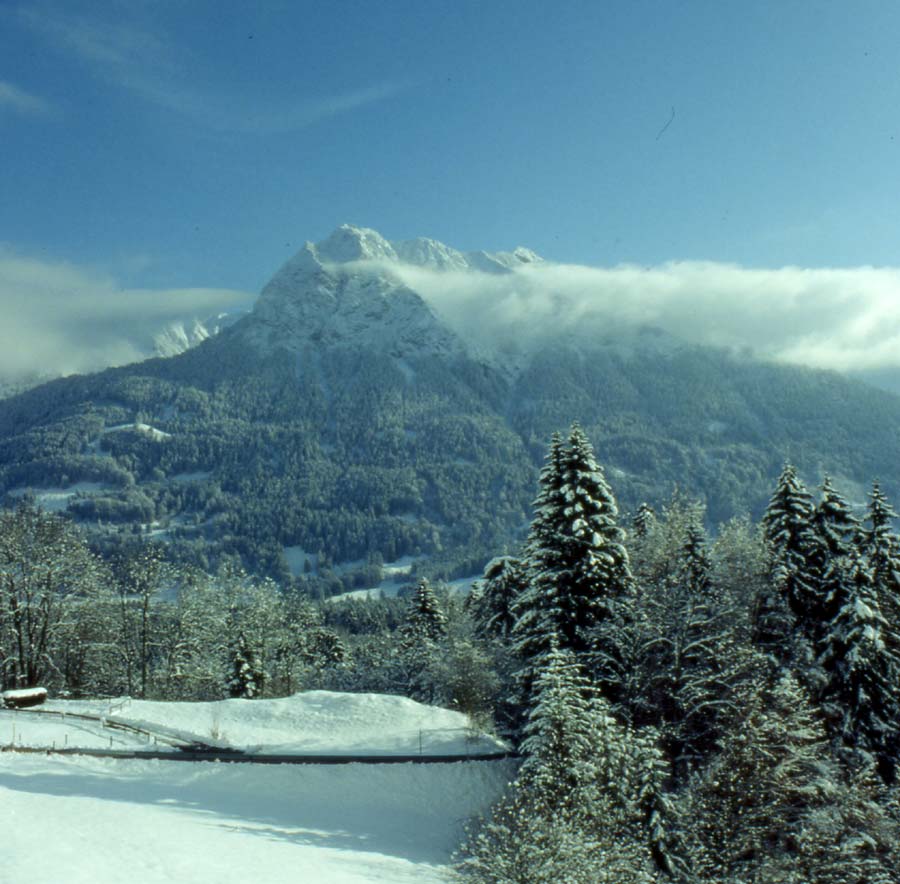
[2,422,899,881]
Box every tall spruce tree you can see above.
[556,424,631,648]
[518,643,599,804]
[671,522,731,778]
[862,482,900,656]
[468,556,526,642]
[643,519,736,784]
[756,463,819,662]
[818,551,900,782]
[512,432,566,691]
[512,425,631,708]
[810,477,860,652]
[402,578,447,643]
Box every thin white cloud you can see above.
[226,81,408,135]
[0,248,250,379]
[17,5,404,133]
[0,80,52,116]
[378,258,900,375]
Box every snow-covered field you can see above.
[1,692,514,883]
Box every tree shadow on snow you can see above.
[0,758,500,864]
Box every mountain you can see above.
[1,225,899,590]
[0,310,248,401]
[152,311,246,359]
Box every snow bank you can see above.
[44,691,508,756]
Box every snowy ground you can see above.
[5,481,111,512]
[29,691,508,756]
[1,692,514,883]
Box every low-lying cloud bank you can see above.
[0,248,250,380]
[5,244,900,387]
[390,260,900,375]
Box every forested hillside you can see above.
[2,331,899,589]
[2,226,900,589]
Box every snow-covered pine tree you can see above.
[632,502,657,540]
[681,519,713,599]
[818,551,900,782]
[810,477,860,653]
[756,463,820,662]
[396,578,448,704]
[227,630,264,699]
[467,556,526,641]
[681,670,839,881]
[511,432,567,707]
[653,520,735,783]
[862,482,900,659]
[556,424,632,647]
[815,476,861,560]
[628,727,687,880]
[402,578,447,643]
[456,787,653,884]
[518,642,598,805]
[458,644,657,883]
[513,425,632,710]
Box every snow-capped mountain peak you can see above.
[314,224,399,264]
[153,312,246,358]
[393,237,471,271]
[242,226,470,359]
[235,225,547,364]
[283,225,543,274]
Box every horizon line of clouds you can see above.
[0,246,251,379]
[0,79,53,116]
[383,257,900,376]
[5,242,900,383]
[16,4,406,134]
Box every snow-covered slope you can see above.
[1,691,514,883]
[2,754,511,884]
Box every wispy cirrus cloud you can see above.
[0,80,53,116]
[17,5,405,133]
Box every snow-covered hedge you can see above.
[2,687,48,708]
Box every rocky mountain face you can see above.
[242,228,468,360]
[2,225,900,587]
[153,312,245,359]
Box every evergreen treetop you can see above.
[757,463,821,657]
[402,577,448,644]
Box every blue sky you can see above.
[3,0,900,294]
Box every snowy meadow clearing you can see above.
[1,693,514,884]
